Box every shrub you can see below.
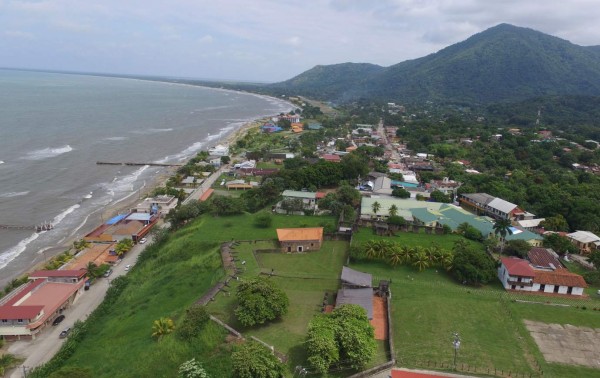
[254,211,273,228]
[177,305,210,341]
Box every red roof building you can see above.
[0,270,86,341]
[321,154,341,163]
[498,257,586,296]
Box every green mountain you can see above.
[270,24,600,104]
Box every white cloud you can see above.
[284,36,301,46]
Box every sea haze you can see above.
[0,70,291,286]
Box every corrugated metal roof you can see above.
[487,198,518,214]
[282,190,316,199]
[336,288,373,319]
[341,267,372,288]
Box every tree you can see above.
[587,250,600,268]
[504,239,531,258]
[337,183,361,207]
[387,245,403,266]
[412,249,430,272]
[232,341,285,378]
[178,359,209,378]
[235,277,289,327]
[211,195,246,216]
[391,187,411,198]
[387,215,406,227]
[220,155,231,165]
[429,190,451,203]
[493,218,513,252]
[543,233,578,255]
[388,204,399,217]
[176,305,210,341]
[85,262,100,279]
[452,243,497,285]
[539,215,569,232]
[371,201,381,216]
[152,317,175,341]
[280,198,304,214]
[73,239,90,252]
[306,304,376,373]
[254,211,273,228]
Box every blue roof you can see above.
[106,213,127,225]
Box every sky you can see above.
[2,0,600,83]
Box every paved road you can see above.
[8,236,152,378]
[183,165,229,204]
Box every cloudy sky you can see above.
[2,0,600,82]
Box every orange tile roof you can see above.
[276,227,323,242]
[534,270,587,288]
[199,188,214,201]
[392,370,447,378]
[501,257,535,277]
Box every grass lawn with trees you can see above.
[349,259,600,378]
[41,213,336,377]
[352,227,481,251]
[207,240,354,372]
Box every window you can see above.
[540,284,545,291]
[17,319,23,323]
[1,319,8,323]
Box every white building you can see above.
[208,144,229,156]
[567,230,600,255]
[498,257,586,296]
[136,195,179,216]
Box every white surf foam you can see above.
[52,204,81,226]
[104,136,128,141]
[0,232,40,270]
[22,145,73,160]
[0,191,30,198]
[0,160,4,165]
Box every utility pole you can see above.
[453,332,461,370]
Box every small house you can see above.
[276,227,323,252]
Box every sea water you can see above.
[0,69,291,286]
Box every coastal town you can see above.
[1,97,600,378]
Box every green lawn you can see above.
[57,231,232,377]
[348,259,600,378]
[207,241,349,372]
[352,227,481,251]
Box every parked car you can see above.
[52,315,65,326]
[59,327,71,339]
[139,238,147,244]
[125,264,131,271]
[103,269,113,278]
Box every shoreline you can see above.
[0,115,268,290]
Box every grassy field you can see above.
[348,259,600,378]
[59,231,231,377]
[207,240,352,372]
[52,213,336,377]
[352,227,481,251]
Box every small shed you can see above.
[341,266,372,288]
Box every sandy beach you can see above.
[0,118,264,290]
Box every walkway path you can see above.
[183,165,229,204]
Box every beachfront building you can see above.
[0,270,87,341]
[208,144,229,156]
[136,195,178,216]
[276,227,323,252]
[84,212,158,243]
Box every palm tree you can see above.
[493,218,513,253]
[374,240,393,259]
[363,240,379,260]
[388,204,398,218]
[456,222,471,235]
[424,245,442,264]
[85,262,99,279]
[152,317,175,341]
[73,239,90,252]
[412,250,430,272]
[371,201,381,217]
[439,250,454,271]
[387,245,403,266]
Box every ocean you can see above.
[0,69,291,287]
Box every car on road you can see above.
[59,327,71,339]
[125,264,131,271]
[52,315,65,326]
[103,269,113,278]
[139,237,147,244]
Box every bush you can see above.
[177,305,210,341]
[254,211,273,228]
[232,341,285,378]
[582,271,600,285]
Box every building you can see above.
[567,230,600,255]
[527,247,563,270]
[84,212,158,243]
[278,190,319,213]
[498,257,586,296]
[459,193,535,221]
[208,144,229,156]
[0,270,87,340]
[136,195,178,216]
[429,177,461,196]
[276,227,323,252]
[321,154,341,163]
[336,267,374,319]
